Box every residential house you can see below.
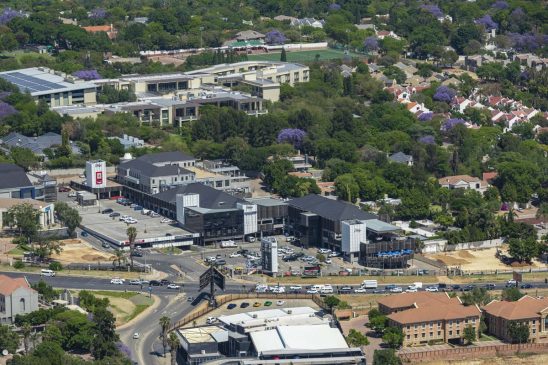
[0,163,56,201]
[376,30,401,40]
[291,18,325,28]
[0,275,39,324]
[380,292,481,346]
[389,152,414,166]
[234,30,265,42]
[81,24,118,40]
[393,62,418,80]
[1,132,80,157]
[482,296,548,343]
[438,175,487,193]
[273,15,298,23]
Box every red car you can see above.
[58,186,71,192]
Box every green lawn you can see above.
[83,290,138,299]
[248,48,364,62]
[479,333,497,342]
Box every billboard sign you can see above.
[199,269,211,291]
[213,267,226,291]
[95,171,103,185]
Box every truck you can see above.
[412,282,423,289]
[220,240,237,248]
[362,280,378,289]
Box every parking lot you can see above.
[75,198,194,246]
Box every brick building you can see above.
[379,292,481,346]
[482,296,548,343]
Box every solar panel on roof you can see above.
[0,71,64,93]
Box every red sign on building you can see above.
[95,171,103,185]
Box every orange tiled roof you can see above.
[388,301,481,324]
[0,274,32,296]
[82,25,113,33]
[482,296,548,320]
[438,174,481,185]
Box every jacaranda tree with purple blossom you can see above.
[441,118,466,132]
[73,70,101,80]
[418,112,433,121]
[508,33,547,52]
[492,1,509,10]
[364,36,379,52]
[265,30,286,45]
[0,7,25,25]
[433,86,456,103]
[89,8,107,19]
[420,4,443,18]
[277,128,306,149]
[418,135,435,144]
[116,342,131,359]
[475,15,498,31]
[0,101,17,119]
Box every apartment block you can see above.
[380,292,481,346]
[482,296,548,343]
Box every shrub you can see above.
[49,262,63,271]
[13,260,24,269]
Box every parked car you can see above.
[354,288,367,293]
[68,192,76,197]
[131,251,143,257]
[289,285,302,290]
[215,259,227,265]
[264,301,273,306]
[149,280,161,286]
[206,317,217,324]
[240,302,250,308]
[229,252,241,258]
[101,208,113,214]
[521,283,533,289]
[253,302,261,307]
[306,289,318,294]
[389,287,403,293]
[160,279,172,286]
[276,300,285,306]
[58,186,71,192]
[425,286,439,292]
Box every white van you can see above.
[41,269,56,277]
[362,280,378,289]
[311,284,324,291]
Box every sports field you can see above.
[248,48,364,62]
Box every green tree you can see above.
[10,147,40,171]
[31,280,59,302]
[508,237,540,263]
[91,307,119,359]
[159,316,171,357]
[126,226,137,270]
[382,326,404,349]
[4,203,41,246]
[463,325,476,345]
[112,249,127,269]
[54,202,82,238]
[42,324,63,345]
[334,173,359,202]
[373,349,402,365]
[370,314,388,333]
[168,331,179,365]
[0,324,19,354]
[22,322,32,354]
[280,48,287,62]
[507,321,529,344]
[323,295,341,312]
[461,287,491,306]
[346,329,369,347]
[501,287,524,302]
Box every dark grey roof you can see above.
[1,132,80,155]
[138,151,194,164]
[389,152,413,164]
[0,163,33,189]
[288,194,377,221]
[153,183,246,208]
[119,158,192,177]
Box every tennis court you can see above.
[248,48,364,62]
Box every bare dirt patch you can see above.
[427,246,542,271]
[51,239,114,264]
[420,353,548,365]
[96,295,136,326]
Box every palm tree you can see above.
[126,226,137,270]
[159,316,171,357]
[112,249,127,269]
[22,323,32,354]
[167,331,179,365]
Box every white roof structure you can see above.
[218,307,329,333]
[250,325,349,353]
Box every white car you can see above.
[405,288,418,293]
[325,259,332,264]
[389,287,403,293]
[133,332,140,339]
[129,279,141,285]
[229,252,241,258]
[167,284,180,289]
[318,248,331,254]
[289,285,302,290]
[161,218,173,224]
[276,300,285,306]
[271,286,286,294]
[150,212,160,217]
[354,288,367,293]
[329,252,340,257]
[205,256,217,263]
[425,286,439,292]
[206,317,217,324]
[110,278,124,285]
[126,219,138,224]
[68,192,76,197]
[306,289,319,294]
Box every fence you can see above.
[399,342,548,363]
[422,238,503,253]
[169,293,326,332]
